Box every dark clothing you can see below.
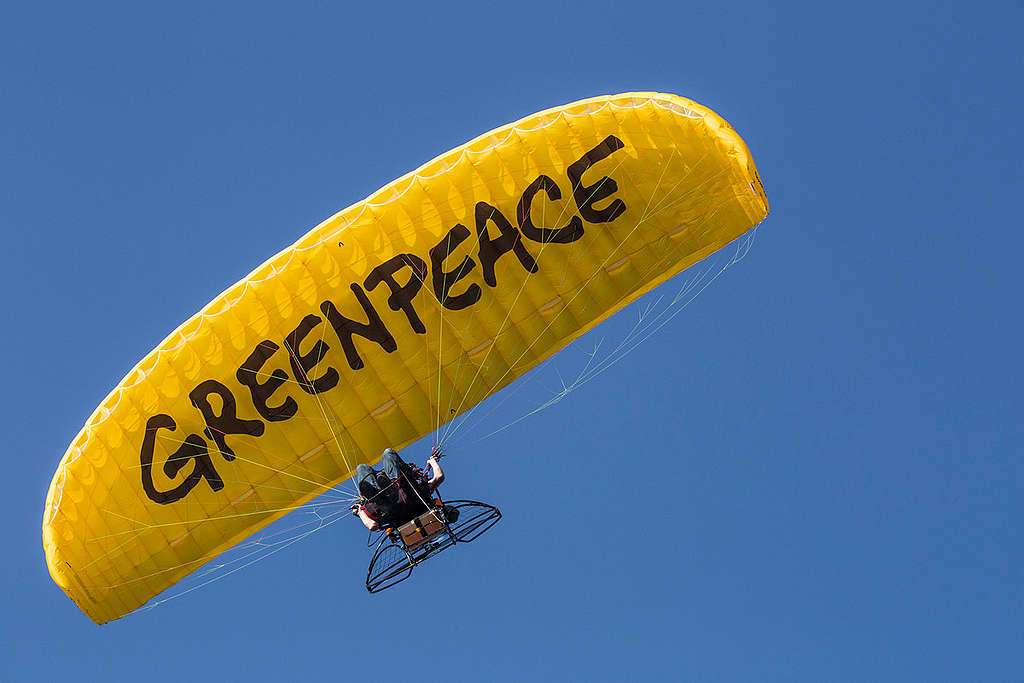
[356,448,433,527]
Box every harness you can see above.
[361,464,432,526]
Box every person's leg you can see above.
[380,448,405,480]
[385,449,430,511]
[375,448,406,505]
[356,464,379,499]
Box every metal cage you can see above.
[365,499,501,593]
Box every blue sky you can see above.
[3,2,1022,680]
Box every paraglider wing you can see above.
[43,92,769,623]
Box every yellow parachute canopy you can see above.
[43,92,769,623]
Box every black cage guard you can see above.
[365,499,501,593]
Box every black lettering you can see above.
[320,284,397,370]
[475,201,538,287]
[188,379,265,461]
[140,414,223,505]
[566,135,627,223]
[364,254,427,334]
[429,223,482,310]
[285,314,340,394]
[517,174,584,244]
[236,340,298,422]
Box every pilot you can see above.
[350,448,444,531]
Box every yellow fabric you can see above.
[43,92,769,623]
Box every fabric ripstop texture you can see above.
[43,92,769,623]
